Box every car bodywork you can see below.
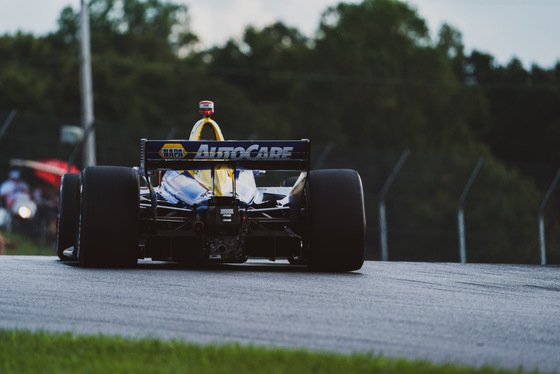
[57,101,366,271]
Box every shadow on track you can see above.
[57,258,364,275]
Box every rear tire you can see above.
[77,166,139,268]
[56,173,80,260]
[306,169,365,272]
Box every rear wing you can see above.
[140,139,310,175]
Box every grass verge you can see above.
[0,330,543,374]
[0,231,55,256]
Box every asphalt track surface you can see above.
[1,256,559,372]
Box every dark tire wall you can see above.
[306,169,366,272]
[56,173,80,260]
[77,166,139,268]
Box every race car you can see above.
[56,101,365,271]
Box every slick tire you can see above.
[56,173,80,260]
[77,166,139,268]
[306,169,365,272]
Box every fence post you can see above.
[379,150,410,261]
[538,168,560,265]
[457,157,485,264]
[0,109,17,141]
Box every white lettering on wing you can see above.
[194,145,293,160]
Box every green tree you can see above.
[206,22,312,138]
[56,0,197,57]
[291,0,475,151]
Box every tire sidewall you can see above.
[56,173,80,260]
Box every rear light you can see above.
[199,100,214,117]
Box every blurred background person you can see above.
[0,170,30,211]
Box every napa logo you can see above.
[159,144,187,159]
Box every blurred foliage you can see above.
[0,0,559,263]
